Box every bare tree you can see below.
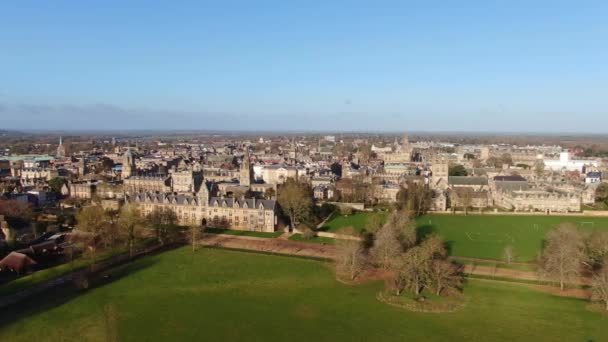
[400,246,429,296]
[591,258,608,311]
[76,205,111,263]
[503,245,517,264]
[540,223,586,290]
[585,230,608,268]
[147,207,178,245]
[385,210,417,248]
[426,259,462,296]
[277,178,313,231]
[118,203,144,258]
[335,227,366,280]
[371,223,403,270]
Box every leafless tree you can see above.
[585,230,608,268]
[400,246,429,296]
[426,259,462,296]
[118,203,144,258]
[591,257,608,311]
[335,227,366,280]
[277,178,313,231]
[371,223,403,270]
[540,223,586,290]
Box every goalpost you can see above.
[581,222,595,229]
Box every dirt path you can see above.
[451,256,537,266]
[469,277,591,300]
[199,234,337,259]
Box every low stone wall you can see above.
[325,202,366,211]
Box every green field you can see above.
[320,211,387,233]
[1,248,606,341]
[417,215,608,261]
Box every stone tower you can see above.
[122,149,135,179]
[56,136,66,158]
[240,147,252,187]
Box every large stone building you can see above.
[128,185,278,232]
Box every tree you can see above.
[395,182,432,217]
[364,212,383,233]
[0,199,34,228]
[370,223,403,270]
[298,223,316,239]
[400,246,429,296]
[76,205,111,263]
[277,178,313,231]
[335,227,366,280]
[591,258,608,311]
[147,207,178,245]
[264,187,276,200]
[48,177,67,195]
[540,223,586,290]
[595,183,608,204]
[118,203,144,258]
[534,161,545,178]
[448,164,467,176]
[500,153,513,167]
[586,230,608,268]
[426,259,462,296]
[384,210,417,248]
[503,245,517,264]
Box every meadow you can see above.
[0,247,606,341]
[417,214,608,261]
[320,211,608,261]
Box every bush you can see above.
[298,224,316,239]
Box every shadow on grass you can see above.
[0,257,158,330]
[416,224,437,240]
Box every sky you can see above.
[1,1,608,132]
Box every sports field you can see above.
[417,214,608,261]
[1,248,606,341]
[320,211,387,233]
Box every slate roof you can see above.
[130,192,276,210]
[448,176,488,186]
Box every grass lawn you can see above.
[205,228,283,238]
[288,233,335,244]
[319,211,387,233]
[1,247,606,341]
[416,214,608,261]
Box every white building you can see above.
[543,152,598,172]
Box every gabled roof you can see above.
[448,176,488,186]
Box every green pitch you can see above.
[1,248,606,341]
[320,211,387,233]
[416,214,608,261]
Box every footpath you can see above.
[201,234,553,282]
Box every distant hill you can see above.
[0,129,26,137]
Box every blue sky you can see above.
[1,1,607,132]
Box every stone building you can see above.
[56,137,66,159]
[240,148,252,187]
[123,175,170,194]
[122,149,135,179]
[128,186,278,232]
[498,189,581,213]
